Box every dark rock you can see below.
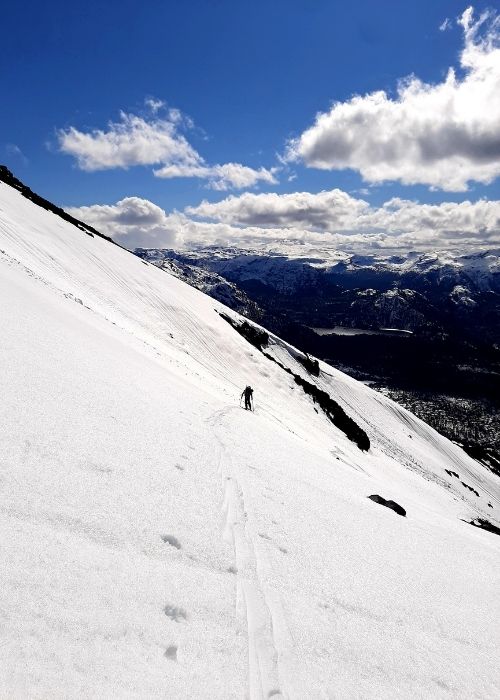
[290,370,370,451]
[368,495,406,517]
[298,353,320,376]
[467,518,500,536]
[219,312,269,350]
[461,481,480,496]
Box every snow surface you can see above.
[1,181,500,699]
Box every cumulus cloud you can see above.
[69,188,500,253]
[58,112,201,172]
[154,162,278,190]
[187,188,500,245]
[287,6,500,191]
[186,189,369,228]
[67,197,179,249]
[57,101,277,191]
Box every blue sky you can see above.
[2,1,500,252]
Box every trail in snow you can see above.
[208,407,286,700]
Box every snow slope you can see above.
[1,180,499,699]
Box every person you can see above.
[241,385,254,411]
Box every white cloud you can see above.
[144,98,166,114]
[186,189,369,228]
[67,197,179,249]
[57,102,278,191]
[287,7,500,191]
[154,162,278,190]
[58,111,201,172]
[439,18,452,32]
[187,189,500,246]
[68,188,500,253]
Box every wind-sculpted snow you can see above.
[1,178,500,698]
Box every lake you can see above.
[311,326,413,337]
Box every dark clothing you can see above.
[242,386,253,410]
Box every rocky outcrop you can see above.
[467,518,500,536]
[368,495,406,517]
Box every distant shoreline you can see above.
[311,326,413,337]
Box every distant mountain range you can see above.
[135,246,500,343]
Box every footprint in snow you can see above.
[175,464,184,471]
[164,645,178,661]
[161,535,181,550]
[164,605,187,622]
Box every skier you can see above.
[241,385,254,411]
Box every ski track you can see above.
[207,407,293,700]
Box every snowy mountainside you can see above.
[1,179,500,698]
[135,247,263,320]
